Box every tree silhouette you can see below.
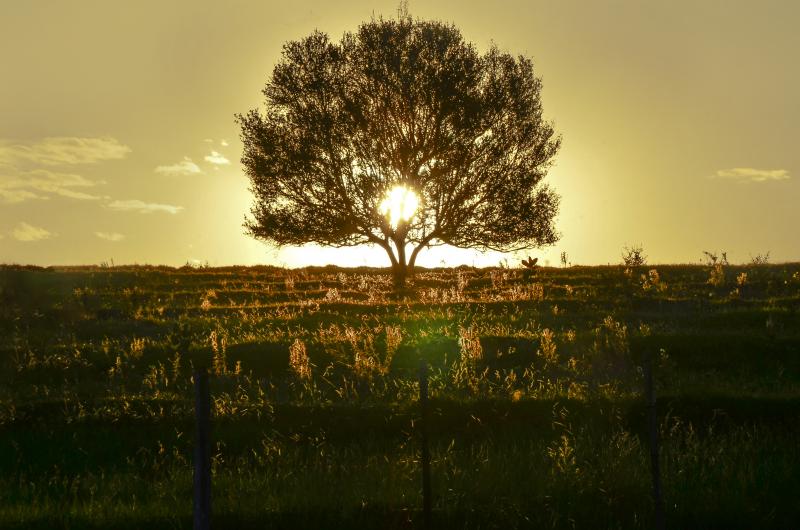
[238,14,561,288]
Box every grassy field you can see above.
[1,262,799,529]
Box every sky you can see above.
[1,0,798,267]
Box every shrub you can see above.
[621,244,646,267]
[703,251,729,288]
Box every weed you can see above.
[621,244,646,267]
[289,339,312,380]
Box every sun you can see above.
[379,185,419,229]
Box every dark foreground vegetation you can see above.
[1,262,799,529]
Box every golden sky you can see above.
[1,0,797,267]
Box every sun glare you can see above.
[379,185,419,229]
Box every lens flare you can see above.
[379,185,419,229]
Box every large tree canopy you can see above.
[238,15,561,287]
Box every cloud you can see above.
[0,137,116,203]
[0,137,131,166]
[13,222,53,242]
[107,199,184,214]
[155,157,203,176]
[54,188,103,200]
[220,139,229,147]
[204,150,230,165]
[0,169,103,203]
[0,188,43,203]
[712,167,791,182]
[95,231,125,242]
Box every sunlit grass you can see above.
[1,263,800,528]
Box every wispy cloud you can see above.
[0,169,103,203]
[204,150,230,165]
[54,188,103,200]
[107,199,184,214]
[220,139,229,147]
[95,231,125,242]
[13,222,54,242]
[0,137,130,166]
[155,157,203,176]
[0,188,42,203]
[712,167,791,182]
[0,136,117,203]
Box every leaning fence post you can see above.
[644,351,666,530]
[418,360,432,530]
[193,367,212,530]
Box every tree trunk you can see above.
[392,239,408,289]
[381,236,421,290]
[392,261,408,289]
[407,249,419,280]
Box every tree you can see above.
[238,14,561,288]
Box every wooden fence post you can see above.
[644,351,666,530]
[193,367,212,530]
[418,360,432,530]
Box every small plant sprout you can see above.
[521,256,538,269]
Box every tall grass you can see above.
[1,263,799,528]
